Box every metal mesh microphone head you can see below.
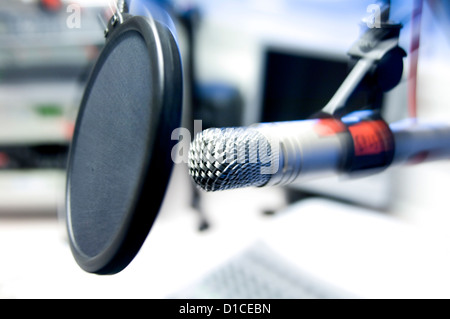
[189,127,277,192]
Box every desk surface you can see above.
[1,164,450,299]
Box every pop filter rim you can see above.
[66,15,183,275]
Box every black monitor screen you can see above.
[261,49,351,122]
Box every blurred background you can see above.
[1,0,450,299]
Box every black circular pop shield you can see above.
[66,16,182,275]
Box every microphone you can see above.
[189,111,450,192]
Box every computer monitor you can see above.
[261,48,351,122]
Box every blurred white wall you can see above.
[390,1,450,229]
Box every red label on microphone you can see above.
[314,119,346,137]
[348,121,391,156]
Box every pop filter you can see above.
[65,5,183,275]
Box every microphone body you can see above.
[189,112,450,192]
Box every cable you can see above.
[408,0,423,120]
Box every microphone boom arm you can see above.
[322,2,405,117]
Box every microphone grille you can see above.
[189,127,275,191]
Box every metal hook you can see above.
[104,0,128,37]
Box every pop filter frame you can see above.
[66,10,183,275]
